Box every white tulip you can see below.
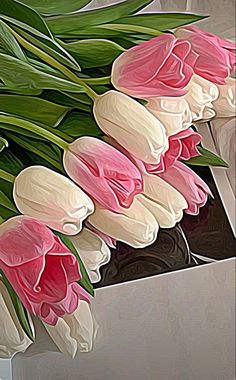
[44,300,97,358]
[139,174,188,227]
[185,74,219,121]
[88,197,159,248]
[213,77,236,117]
[93,90,168,164]
[0,279,33,358]
[69,228,111,283]
[146,97,192,136]
[13,166,94,235]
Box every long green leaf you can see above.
[47,0,153,36]
[0,271,34,341]
[0,191,17,212]
[0,53,85,92]
[0,19,26,60]
[0,0,51,37]
[58,110,102,138]
[113,13,207,31]
[42,90,92,112]
[0,136,8,153]
[61,38,124,69]
[184,147,229,167]
[53,231,94,297]
[5,132,64,172]
[19,0,92,16]
[12,26,81,71]
[0,94,69,127]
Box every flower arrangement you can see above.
[0,0,235,358]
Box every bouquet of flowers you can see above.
[0,0,235,358]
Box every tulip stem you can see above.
[0,169,15,183]
[10,28,98,101]
[0,216,4,224]
[0,114,69,150]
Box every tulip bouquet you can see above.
[0,0,235,359]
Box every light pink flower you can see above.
[0,216,89,326]
[145,128,202,174]
[158,161,211,215]
[63,137,143,212]
[111,33,197,98]
[176,26,236,84]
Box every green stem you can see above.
[96,23,163,37]
[0,169,15,183]
[82,76,111,85]
[0,216,4,224]
[10,28,98,101]
[0,114,68,150]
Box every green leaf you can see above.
[61,38,124,69]
[47,0,153,36]
[41,90,92,112]
[0,19,26,60]
[0,0,51,37]
[0,190,17,212]
[0,94,69,127]
[0,270,34,341]
[184,147,229,167]
[19,0,91,16]
[113,13,207,31]
[12,26,81,71]
[58,110,102,138]
[53,231,94,297]
[0,53,85,92]
[5,132,64,172]
[0,149,24,174]
[0,136,8,152]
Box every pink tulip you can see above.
[63,137,143,212]
[176,26,236,84]
[111,33,197,98]
[145,128,202,174]
[158,161,211,215]
[0,216,90,326]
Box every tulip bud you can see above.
[213,77,236,117]
[13,166,94,235]
[139,174,188,227]
[93,90,168,164]
[44,300,97,358]
[185,75,218,121]
[146,97,192,136]
[88,197,159,248]
[63,136,143,212]
[159,161,211,215]
[69,228,111,283]
[0,279,33,358]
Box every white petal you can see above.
[44,301,97,358]
[93,90,168,164]
[13,166,94,235]
[146,97,192,136]
[69,228,111,283]
[213,77,236,117]
[88,197,159,248]
[0,280,33,358]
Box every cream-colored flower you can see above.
[185,74,219,121]
[13,166,94,235]
[93,90,168,164]
[213,77,236,117]
[0,279,33,358]
[88,197,159,248]
[69,228,111,283]
[146,97,192,136]
[139,174,188,227]
[44,301,97,358]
